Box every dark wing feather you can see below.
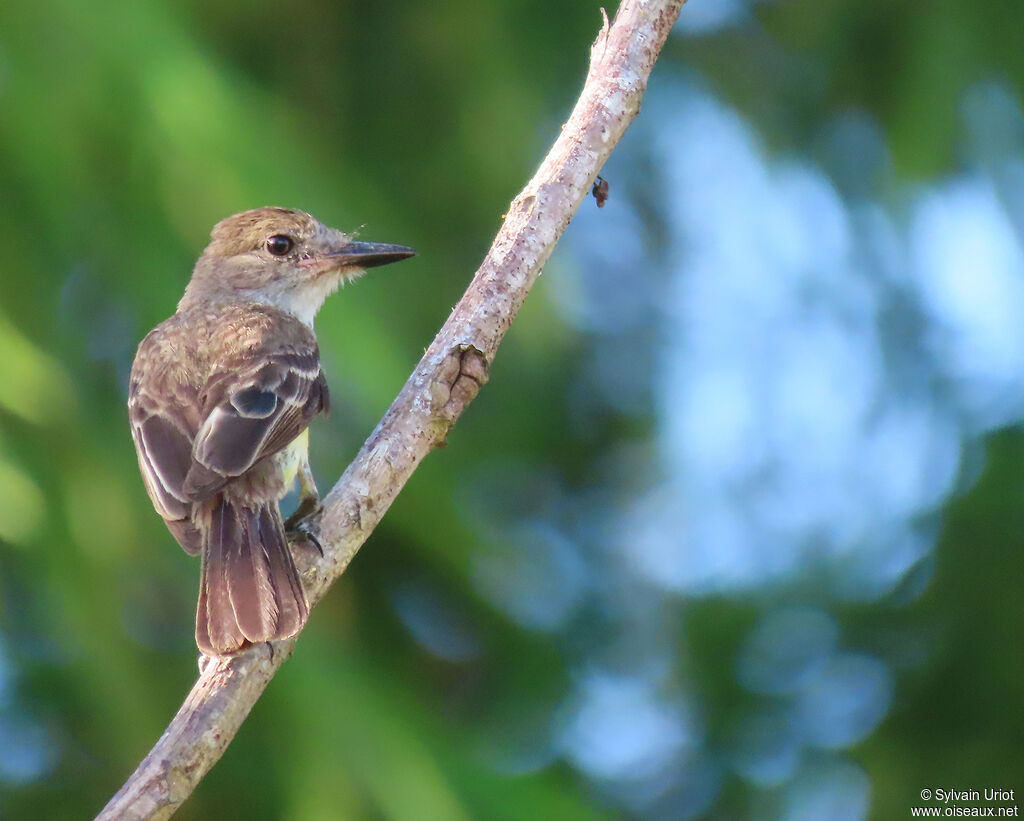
[183,348,327,501]
[128,356,203,553]
[131,412,193,520]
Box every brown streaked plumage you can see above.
[129,207,415,655]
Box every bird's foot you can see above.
[285,499,324,557]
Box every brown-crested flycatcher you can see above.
[128,207,415,655]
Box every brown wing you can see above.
[129,331,204,554]
[130,401,195,521]
[182,346,328,501]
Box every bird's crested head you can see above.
[180,207,415,326]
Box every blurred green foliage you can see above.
[0,0,1022,819]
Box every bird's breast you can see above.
[275,429,309,493]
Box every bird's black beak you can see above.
[326,241,417,268]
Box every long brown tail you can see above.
[196,498,309,656]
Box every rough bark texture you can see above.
[97,1,686,817]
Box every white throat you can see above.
[266,268,362,327]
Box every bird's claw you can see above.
[285,501,324,557]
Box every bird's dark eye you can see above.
[266,235,294,256]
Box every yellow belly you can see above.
[276,429,309,492]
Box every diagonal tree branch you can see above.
[97,1,686,817]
